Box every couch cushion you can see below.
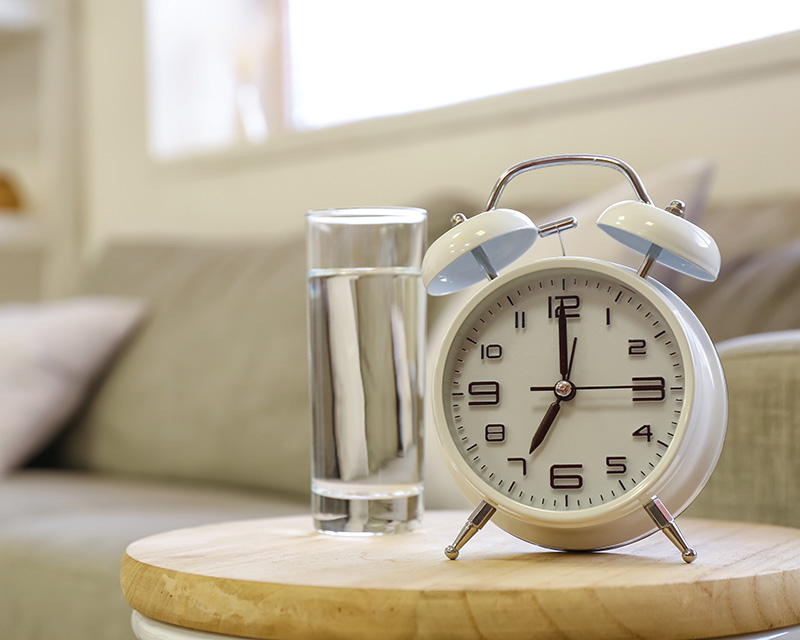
[56,237,311,497]
[0,469,306,640]
[687,330,800,527]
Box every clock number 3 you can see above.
[632,376,666,402]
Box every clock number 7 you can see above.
[468,381,500,406]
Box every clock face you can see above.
[437,259,694,520]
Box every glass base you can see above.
[312,491,422,535]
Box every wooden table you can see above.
[121,511,800,640]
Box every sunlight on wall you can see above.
[146,0,800,157]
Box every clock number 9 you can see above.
[468,381,500,406]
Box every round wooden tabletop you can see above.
[122,511,800,640]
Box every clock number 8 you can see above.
[485,424,506,442]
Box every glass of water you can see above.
[306,207,427,534]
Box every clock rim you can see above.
[431,257,725,548]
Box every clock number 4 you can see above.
[633,424,653,442]
[468,381,500,406]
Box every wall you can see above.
[80,1,800,253]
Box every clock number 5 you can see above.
[468,381,500,406]
[606,456,628,475]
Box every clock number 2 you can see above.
[468,381,500,406]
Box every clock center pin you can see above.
[554,379,576,401]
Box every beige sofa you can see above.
[2,192,800,639]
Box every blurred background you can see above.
[1,0,799,296]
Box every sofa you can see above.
[3,166,800,639]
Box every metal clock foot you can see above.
[444,501,497,560]
[644,496,698,563]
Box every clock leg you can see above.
[644,496,698,563]
[444,501,497,560]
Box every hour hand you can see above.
[529,399,561,454]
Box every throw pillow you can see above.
[0,297,146,474]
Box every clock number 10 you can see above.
[480,344,503,360]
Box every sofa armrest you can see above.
[688,330,800,526]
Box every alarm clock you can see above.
[422,154,727,562]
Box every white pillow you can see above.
[0,297,146,473]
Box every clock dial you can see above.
[440,260,692,518]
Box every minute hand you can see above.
[530,378,662,392]
[576,379,664,391]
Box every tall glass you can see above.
[306,207,427,534]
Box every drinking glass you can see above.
[306,207,427,534]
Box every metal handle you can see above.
[485,154,653,211]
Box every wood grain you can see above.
[121,512,800,639]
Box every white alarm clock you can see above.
[423,155,727,562]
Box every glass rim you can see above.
[306,206,427,223]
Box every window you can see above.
[146,1,800,158]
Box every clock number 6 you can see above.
[550,464,583,490]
